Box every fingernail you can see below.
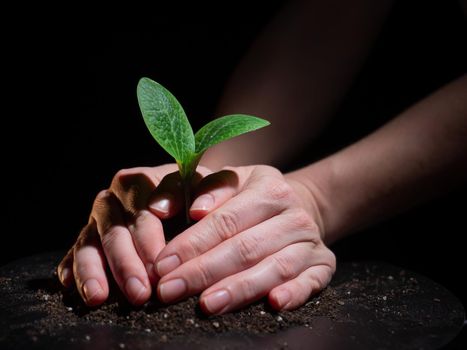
[59,267,71,285]
[149,194,171,215]
[83,279,103,303]
[274,289,291,309]
[156,255,181,276]
[203,289,231,314]
[159,278,186,302]
[191,194,214,211]
[125,277,147,303]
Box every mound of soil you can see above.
[0,252,464,350]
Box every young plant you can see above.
[137,77,270,222]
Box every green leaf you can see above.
[137,77,195,164]
[194,114,270,154]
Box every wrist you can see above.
[285,171,328,243]
[285,157,346,245]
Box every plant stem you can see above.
[183,179,192,225]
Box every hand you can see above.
[154,165,336,314]
[57,164,209,306]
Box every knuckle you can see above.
[95,189,111,201]
[263,176,293,203]
[210,210,239,238]
[194,258,215,288]
[256,165,282,176]
[327,250,337,273]
[112,168,132,184]
[235,236,262,267]
[238,277,258,300]
[110,168,154,214]
[308,267,330,290]
[133,209,152,226]
[99,225,122,249]
[92,190,111,212]
[91,191,122,224]
[273,254,296,281]
[113,259,139,279]
[182,235,205,258]
[73,256,97,279]
[307,274,322,291]
[290,209,319,233]
[75,262,93,279]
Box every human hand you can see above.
[57,164,209,306]
[154,165,336,314]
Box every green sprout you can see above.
[137,77,270,222]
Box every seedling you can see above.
[137,77,270,222]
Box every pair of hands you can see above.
[58,164,335,314]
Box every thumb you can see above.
[148,172,185,219]
[190,169,240,221]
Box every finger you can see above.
[190,169,240,221]
[128,209,166,285]
[72,221,109,306]
[147,172,184,219]
[57,247,75,288]
[109,166,184,283]
[198,243,327,315]
[155,169,294,276]
[110,164,211,219]
[110,167,161,215]
[93,190,151,306]
[110,165,186,219]
[268,263,335,311]
[148,168,211,219]
[156,210,319,303]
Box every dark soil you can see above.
[31,282,339,337]
[0,252,464,350]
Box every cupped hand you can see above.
[57,164,209,306]
[154,165,336,314]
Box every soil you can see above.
[0,251,464,350]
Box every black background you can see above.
[2,0,466,343]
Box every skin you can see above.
[58,0,467,312]
[58,164,335,311]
